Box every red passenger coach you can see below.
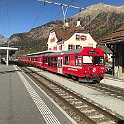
[19,51,55,68]
[44,47,105,83]
[19,47,105,83]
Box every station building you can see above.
[47,21,97,51]
[100,24,124,79]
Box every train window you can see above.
[75,56,82,66]
[83,56,93,64]
[48,57,57,67]
[35,57,38,61]
[94,56,104,65]
[48,58,51,66]
[43,58,47,63]
[64,56,70,65]
[52,57,57,67]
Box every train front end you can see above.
[80,47,105,83]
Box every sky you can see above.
[0,0,124,38]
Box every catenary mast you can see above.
[38,0,84,27]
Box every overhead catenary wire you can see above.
[30,4,45,30]
[23,0,82,52]
[38,0,84,10]
[50,0,76,22]
[0,10,7,37]
[32,0,77,31]
[0,0,11,38]
[5,0,11,38]
[38,0,84,27]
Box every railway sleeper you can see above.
[99,120,116,124]
[75,105,85,109]
[89,114,104,119]
[88,114,116,124]
[91,116,116,124]
[74,103,84,107]
[57,93,67,96]
[82,109,96,113]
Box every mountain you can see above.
[0,35,8,45]
[71,3,124,40]
[7,3,124,58]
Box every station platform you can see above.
[0,64,76,124]
[101,74,124,89]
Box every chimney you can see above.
[64,19,69,27]
[65,21,69,27]
[76,18,81,27]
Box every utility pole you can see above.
[38,0,84,27]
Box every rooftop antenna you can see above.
[38,0,84,27]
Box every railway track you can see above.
[19,65,124,124]
[44,70,124,101]
[52,72,124,101]
[82,83,124,101]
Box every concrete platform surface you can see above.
[0,64,76,124]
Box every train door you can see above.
[58,57,62,74]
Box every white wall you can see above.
[64,33,97,51]
[48,32,97,51]
[47,31,58,50]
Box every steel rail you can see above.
[18,63,124,124]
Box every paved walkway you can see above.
[0,64,76,124]
[102,74,124,89]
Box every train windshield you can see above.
[93,56,104,65]
[83,56,93,64]
[83,56,104,65]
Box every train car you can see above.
[19,51,55,67]
[19,47,105,83]
[43,47,105,83]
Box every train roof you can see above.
[44,48,84,56]
[26,50,56,56]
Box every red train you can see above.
[19,47,105,83]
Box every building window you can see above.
[76,45,80,49]
[64,56,70,65]
[75,56,82,66]
[59,45,62,50]
[72,45,75,50]
[81,35,87,40]
[76,34,87,41]
[76,35,80,40]
[53,46,57,50]
[68,45,73,50]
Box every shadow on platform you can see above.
[0,69,20,74]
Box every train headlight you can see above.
[100,70,104,74]
[101,67,105,70]
[84,70,87,74]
